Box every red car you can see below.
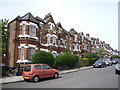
[22,64,59,83]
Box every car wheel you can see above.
[53,73,59,79]
[33,76,39,83]
[115,71,118,74]
[24,79,29,82]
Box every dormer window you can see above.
[48,22,55,30]
[58,27,62,33]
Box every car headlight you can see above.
[98,63,101,65]
[115,64,120,70]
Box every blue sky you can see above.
[0,0,118,50]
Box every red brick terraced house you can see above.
[7,12,115,68]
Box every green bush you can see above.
[84,52,99,59]
[111,55,120,59]
[55,52,77,67]
[80,58,89,66]
[88,58,97,65]
[80,58,97,66]
[32,51,55,66]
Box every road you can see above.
[3,65,119,88]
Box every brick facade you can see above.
[7,12,115,68]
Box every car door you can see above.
[34,65,43,78]
[42,64,53,78]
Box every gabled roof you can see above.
[56,22,68,34]
[44,13,56,25]
[56,22,63,28]
[69,28,78,36]
[18,12,39,24]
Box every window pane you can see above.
[20,47,24,60]
[22,24,26,36]
[42,65,50,69]
[28,47,35,61]
[35,65,42,70]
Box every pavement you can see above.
[0,66,93,84]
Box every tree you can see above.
[0,19,9,56]
[97,48,106,59]
[32,51,55,66]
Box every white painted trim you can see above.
[16,60,31,64]
[52,51,57,53]
[41,44,49,47]
[18,35,30,38]
[40,48,50,52]
[18,35,38,40]
[18,44,28,48]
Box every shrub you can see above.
[80,58,97,66]
[111,55,119,59]
[80,58,89,66]
[84,52,99,59]
[55,52,77,68]
[32,51,55,66]
[88,58,97,65]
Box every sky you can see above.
[0,0,119,50]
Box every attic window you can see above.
[48,22,54,30]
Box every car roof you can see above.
[24,64,48,66]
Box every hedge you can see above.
[32,51,55,66]
[80,58,97,66]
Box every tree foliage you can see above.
[0,19,9,56]
[97,48,106,59]
[32,51,55,66]
[55,52,77,67]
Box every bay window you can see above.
[28,47,35,61]
[20,47,24,60]
[22,24,26,36]
[29,25,36,37]
[52,36,56,45]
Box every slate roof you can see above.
[18,12,39,24]
[35,16,46,24]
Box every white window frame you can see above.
[29,25,36,37]
[22,24,26,36]
[28,47,36,61]
[20,46,24,60]
[52,36,56,45]
[47,35,51,45]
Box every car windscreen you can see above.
[24,66,31,72]
[95,61,101,64]
[118,60,120,64]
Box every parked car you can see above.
[104,59,112,66]
[112,59,118,64]
[115,60,120,74]
[93,60,107,68]
[22,64,59,83]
